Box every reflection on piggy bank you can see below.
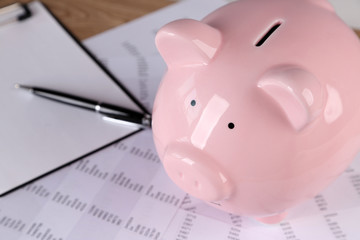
[152,0,360,223]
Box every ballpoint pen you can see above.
[15,84,152,129]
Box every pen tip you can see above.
[14,84,31,91]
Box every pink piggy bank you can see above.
[152,0,360,223]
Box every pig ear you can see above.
[307,0,335,11]
[155,19,222,68]
[258,66,325,131]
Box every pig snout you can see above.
[163,144,234,202]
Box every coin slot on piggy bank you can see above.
[255,20,283,47]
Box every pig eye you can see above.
[228,122,235,129]
[190,100,196,106]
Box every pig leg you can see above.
[255,212,288,224]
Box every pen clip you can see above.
[102,112,152,129]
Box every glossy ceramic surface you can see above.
[152,0,360,223]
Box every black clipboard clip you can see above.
[0,3,32,26]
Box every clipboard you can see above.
[0,1,148,196]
